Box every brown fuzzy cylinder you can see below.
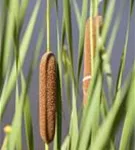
[39,52,57,144]
[83,16,102,105]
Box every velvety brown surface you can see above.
[83,16,102,105]
[39,52,57,144]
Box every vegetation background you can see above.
[0,0,135,150]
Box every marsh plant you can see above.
[0,0,135,150]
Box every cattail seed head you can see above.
[83,16,102,105]
[39,52,57,144]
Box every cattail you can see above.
[39,52,57,144]
[83,16,102,105]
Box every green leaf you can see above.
[103,0,109,18]
[63,0,73,64]
[61,136,70,150]
[77,71,102,150]
[23,27,44,150]
[77,0,89,79]
[69,83,79,150]
[92,0,98,16]
[72,0,81,29]
[102,0,126,98]
[115,0,132,92]
[90,72,132,150]
[91,74,102,143]
[64,73,72,110]
[106,0,126,60]
[62,2,79,149]
[0,0,41,120]
[19,0,30,30]
[2,0,18,76]
[54,65,62,150]
[8,76,26,150]
[130,0,135,15]
[119,64,135,150]
[1,136,8,150]
[53,2,62,149]
[8,17,42,149]
[22,78,34,150]
[100,0,117,47]
[62,47,72,110]
[0,1,9,85]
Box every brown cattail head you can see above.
[83,16,102,105]
[39,52,57,144]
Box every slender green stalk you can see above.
[47,0,50,51]
[1,137,8,150]
[116,0,131,91]
[119,65,135,150]
[77,0,89,79]
[90,1,94,76]
[119,110,134,150]
[45,143,49,150]
[93,0,98,16]
[73,0,81,29]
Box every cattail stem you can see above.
[45,143,49,150]
[90,16,94,77]
[47,0,50,51]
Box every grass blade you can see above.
[69,83,78,150]
[78,71,102,150]
[22,78,34,150]
[61,136,70,150]
[54,65,62,150]
[53,1,62,149]
[130,0,135,15]
[77,0,89,79]
[2,0,17,76]
[8,19,42,149]
[72,0,81,29]
[103,0,109,18]
[0,0,41,120]
[19,0,30,30]
[90,72,133,150]
[8,76,26,150]
[63,0,73,63]
[119,64,135,150]
[115,0,132,92]
[23,96,34,150]
[23,27,44,150]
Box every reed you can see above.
[39,52,57,144]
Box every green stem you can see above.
[90,1,94,76]
[46,0,50,52]
[93,0,98,16]
[45,143,49,150]
[90,18,94,76]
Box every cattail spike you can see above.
[39,52,57,144]
[83,16,102,105]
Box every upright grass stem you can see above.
[93,0,98,17]
[45,143,49,150]
[89,0,99,79]
[90,16,94,78]
[47,0,50,52]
